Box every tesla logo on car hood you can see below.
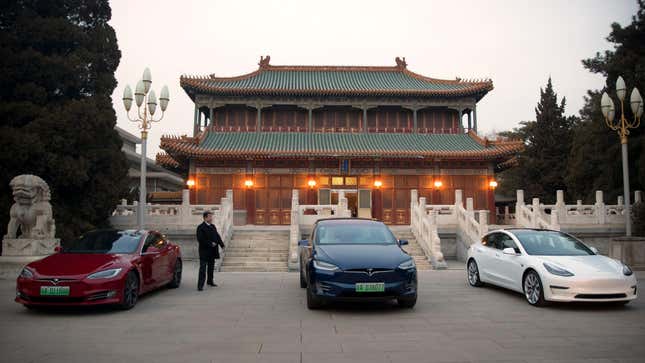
[367,269,374,276]
[50,278,60,285]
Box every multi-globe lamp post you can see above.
[122,68,170,230]
[600,76,642,237]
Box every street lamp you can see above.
[600,76,642,237]
[122,68,170,230]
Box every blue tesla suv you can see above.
[298,218,418,309]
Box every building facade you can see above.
[159,57,522,225]
[116,126,184,195]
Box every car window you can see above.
[499,234,520,253]
[514,230,594,256]
[314,222,396,245]
[142,234,162,252]
[483,233,501,249]
[62,230,141,254]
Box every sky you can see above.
[109,0,639,157]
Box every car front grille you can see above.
[574,293,627,299]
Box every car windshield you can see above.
[315,222,397,245]
[62,230,141,254]
[514,230,594,256]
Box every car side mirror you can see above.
[399,239,408,246]
[590,246,598,254]
[502,247,518,255]
[54,246,62,253]
[298,239,309,247]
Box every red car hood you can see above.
[28,253,131,278]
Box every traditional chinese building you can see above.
[158,56,522,225]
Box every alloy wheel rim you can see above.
[524,273,540,304]
[468,262,478,285]
[125,275,138,306]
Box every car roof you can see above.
[314,218,384,226]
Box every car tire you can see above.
[119,271,140,310]
[397,294,417,308]
[306,285,323,310]
[167,258,182,289]
[467,259,484,287]
[523,270,547,307]
[299,267,307,288]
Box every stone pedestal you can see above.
[609,237,645,270]
[0,256,47,279]
[2,238,59,256]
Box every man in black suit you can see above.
[196,211,225,291]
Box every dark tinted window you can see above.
[63,230,141,254]
[314,222,396,245]
[499,234,520,253]
[483,233,502,249]
[142,233,165,252]
[514,231,594,256]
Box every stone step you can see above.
[219,266,289,272]
[223,256,287,263]
[224,251,287,257]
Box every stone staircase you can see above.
[219,229,290,272]
[391,228,433,271]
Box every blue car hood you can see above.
[315,244,410,270]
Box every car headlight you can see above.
[623,264,633,276]
[19,267,34,279]
[543,262,574,277]
[87,268,122,279]
[313,260,339,272]
[398,259,416,270]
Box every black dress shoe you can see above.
[197,287,204,291]
[207,282,218,287]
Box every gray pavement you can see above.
[0,262,644,363]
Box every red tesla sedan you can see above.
[15,229,182,310]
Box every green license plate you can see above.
[40,286,70,296]
[355,282,385,292]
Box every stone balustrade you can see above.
[110,189,234,240]
[410,189,489,267]
[514,189,642,230]
[288,189,350,270]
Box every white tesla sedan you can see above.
[466,228,637,306]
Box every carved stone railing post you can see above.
[455,189,463,207]
[635,190,643,204]
[478,210,489,237]
[531,198,540,228]
[555,190,566,221]
[288,189,300,270]
[595,190,606,225]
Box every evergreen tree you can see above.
[566,0,645,203]
[0,0,128,243]
[497,78,576,203]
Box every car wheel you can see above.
[119,271,139,310]
[523,270,547,307]
[306,285,323,310]
[167,259,182,289]
[397,294,417,308]
[467,259,484,287]
[299,267,307,288]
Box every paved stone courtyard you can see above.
[0,263,644,363]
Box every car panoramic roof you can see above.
[315,218,382,225]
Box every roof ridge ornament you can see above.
[395,57,407,69]
[259,55,271,69]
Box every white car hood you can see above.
[538,255,623,276]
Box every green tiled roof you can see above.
[180,60,493,98]
[160,132,523,160]
[201,132,483,153]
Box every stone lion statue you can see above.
[4,175,56,239]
